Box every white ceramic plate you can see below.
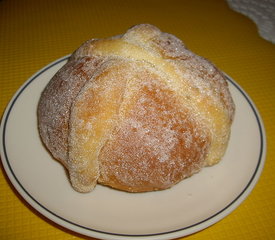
[0,56,266,240]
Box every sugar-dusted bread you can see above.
[37,24,235,193]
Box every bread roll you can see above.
[37,24,235,193]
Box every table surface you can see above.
[1,0,274,239]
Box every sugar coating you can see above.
[38,56,104,166]
[98,66,210,192]
[37,24,235,193]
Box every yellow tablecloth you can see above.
[1,0,274,239]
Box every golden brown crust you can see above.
[37,56,104,165]
[98,67,210,192]
[37,24,235,193]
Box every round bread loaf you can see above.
[37,24,235,193]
